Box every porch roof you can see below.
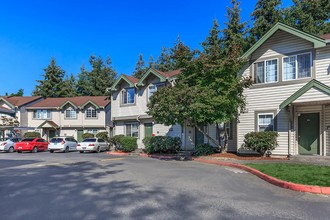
[37,120,59,129]
[280,79,330,109]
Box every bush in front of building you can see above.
[23,132,41,138]
[119,136,137,152]
[96,131,109,142]
[143,136,181,154]
[243,131,278,156]
[82,133,94,139]
[109,135,125,150]
[193,144,216,157]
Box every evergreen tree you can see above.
[32,58,66,98]
[222,0,247,56]
[148,55,155,68]
[62,74,77,97]
[285,0,330,35]
[132,54,147,79]
[250,0,283,42]
[171,37,197,69]
[76,55,117,96]
[7,89,24,96]
[155,47,175,71]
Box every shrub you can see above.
[120,136,137,152]
[142,137,152,147]
[82,133,94,139]
[144,136,181,154]
[109,135,125,150]
[96,131,109,142]
[243,131,278,156]
[194,144,215,157]
[24,132,41,138]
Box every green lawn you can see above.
[246,163,330,187]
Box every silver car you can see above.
[48,137,78,153]
[0,138,20,153]
[77,138,109,153]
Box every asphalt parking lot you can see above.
[1,151,330,220]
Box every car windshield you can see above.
[82,138,96,142]
[50,138,64,143]
[21,138,35,142]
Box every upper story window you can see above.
[258,113,274,131]
[283,53,311,81]
[255,59,278,84]
[86,107,97,118]
[148,83,165,100]
[65,107,77,119]
[33,110,51,119]
[122,88,135,105]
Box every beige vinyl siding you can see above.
[251,30,313,60]
[325,105,330,156]
[315,45,330,85]
[293,87,330,103]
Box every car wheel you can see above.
[65,146,69,153]
[8,147,14,153]
[49,150,54,153]
[32,147,38,153]
[79,151,84,153]
[96,146,100,153]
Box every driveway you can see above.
[0,152,329,220]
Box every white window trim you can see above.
[64,108,77,119]
[85,107,97,119]
[121,87,136,105]
[125,122,139,138]
[33,110,51,120]
[257,113,274,132]
[148,83,165,101]
[282,52,312,81]
[255,58,279,84]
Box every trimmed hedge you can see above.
[143,136,181,154]
[110,135,137,152]
[82,133,94,139]
[96,131,109,142]
[193,144,215,156]
[243,131,278,156]
[23,132,41,138]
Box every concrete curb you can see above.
[193,158,330,195]
[106,152,129,156]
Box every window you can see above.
[148,83,165,100]
[255,59,278,83]
[65,108,77,119]
[283,53,311,80]
[33,110,51,119]
[87,129,98,134]
[86,107,97,118]
[125,123,139,137]
[122,88,135,104]
[258,113,274,131]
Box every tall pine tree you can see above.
[62,74,77,97]
[32,58,66,98]
[250,0,283,42]
[132,54,147,78]
[155,47,175,71]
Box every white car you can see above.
[48,137,78,153]
[0,138,20,153]
[77,138,109,153]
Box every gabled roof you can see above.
[110,75,139,91]
[320,33,330,40]
[0,106,15,114]
[37,120,59,129]
[280,79,330,109]
[80,100,100,109]
[242,22,327,59]
[27,96,110,109]
[137,68,181,86]
[0,96,42,108]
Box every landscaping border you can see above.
[193,158,330,195]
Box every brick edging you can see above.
[106,151,130,156]
[193,158,330,195]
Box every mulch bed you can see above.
[207,152,288,160]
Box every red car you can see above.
[14,138,49,153]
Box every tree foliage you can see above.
[32,58,66,98]
[62,74,77,97]
[132,54,147,79]
[7,89,24,96]
[0,116,19,126]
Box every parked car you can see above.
[0,138,21,153]
[77,138,109,153]
[14,138,48,153]
[48,136,78,153]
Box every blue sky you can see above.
[0,0,291,96]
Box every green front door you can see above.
[298,113,320,155]
[49,130,56,139]
[195,127,204,146]
[77,130,84,142]
[144,123,153,137]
